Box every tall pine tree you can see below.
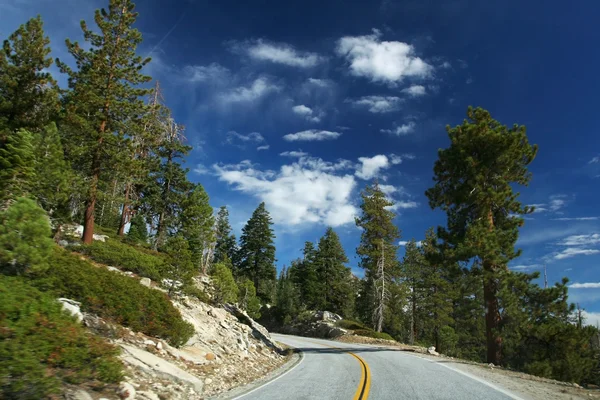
[425,106,537,364]
[180,183,215,274]
[214,206,237,266]
[57,0,152,243]
[238,202,276,303]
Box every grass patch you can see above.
[30,247,194,347]
[71,239,168,281]
[0,276,123,399]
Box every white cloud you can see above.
[379,184,397,195]
[335,29,433,84]
[388,200,418,211]
[381,122,416,136]
[194,164,210,175]
[355,155,390,180]
[307,78,331,87]
[560,233,600,247]
[401,85,426,97]
[510,264,541,271]
[349,96,403,113]
[257,145,270,151]
[570,282,600,289]
[292,105,324,123]
[243,40,323,68]
[213,157,358,227]
[399,240,422,246]
[441,61,452,69]
[530,204,548,213]
[226,131,264,143]
[582,311,600,327]
[553,217,598,221]
[280,150,309,158]
[219,77,280,103]
[283,130,342,142]
[554,248,600,260]
[589,156,599,164]
[529,194,569,214]
[183,63,230,83]
[389,154,403,164]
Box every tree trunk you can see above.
[411,286,417,343]
[82,130,105,244]
[117,181,131,236]
[483,208,502,364]
[374,243,385,333]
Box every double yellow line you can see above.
[306,340,371,400]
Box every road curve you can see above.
[234,334,524,400]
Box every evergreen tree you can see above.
[162,234,195,294]
[180,184,215,274]
[425,106,537,364]
[314,227,354,317]
[127,212,148,243]
[355,182,401,332]
[238,202,277,303]
[0,15,57,133]
[31,123,73,223]
[212,260,238,304]
[0,128,35,206]
[275,268,300,325]
[214,206,237,265]
[237,278,261,319]
[0,197,53,275]
[401,239,426,344]
[288,241,319,309]
[57,0,152,244]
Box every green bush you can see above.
[337,320,368,331]
[72,238,167,281]
[0,276,123,399]
[31,248,194,347]
[238,278,261,319]
[0,197,53,276]
[353,329,395,341]
[212,262,238,304]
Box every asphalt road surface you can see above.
[234,334,525,400]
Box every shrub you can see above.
[212,261,238,304]
[238,278,261,319]
[353,329,395,341]
[31,248,194,347]
[72,238,167,281]
[337,320,368,331]
[0,276,123,399]
[0,197,53,276]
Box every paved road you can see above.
[234,334,524,400]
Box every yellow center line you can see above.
[305,339,371,400]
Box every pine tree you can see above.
[126,212,148,243]
[355,182,401,332]
[0,197,53,275]
[0,15,57,133]
[237,278,261,319]
[275,268,300,325]
[212,259,238,304]
[425,106,537,364]
[401,239,426,344]
[314,227,354,317]
[289,241,319,309]
[0,128,35,206]
[162,234,195,294]
[238,202,277,303]
[57,0,152,244]
[180,184,215,274]
[214,206,237,265]
[31,123,73,223]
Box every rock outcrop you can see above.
[278,310,348,339]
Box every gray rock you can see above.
[224,304,283,353]
[119,381,136,399]
[58,239,70,247]
[93,234,109,242]
[58,298,83,323]
[64,389,94,400]
[107,266,121,273]
[427,346,440,356]
[144,339,156,347]
[137,391,160,400]
[140,277,152,287]
[156,341,163,350]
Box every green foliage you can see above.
[337,320,368,330]
[353,329,395,341]
[0,128,35,203]
[182,283,211,304]
[180,184,214,274]
[289,242,320,310]
[0,276,122,399]
[275,268,301,325]
[238,202,277,303]
[74,238,167,281]
[0,197,53,276]
[212,260,238,304]
[438,326,459,355]
[237,278,261,319]
[127,213,148,243]
[214,206,237,265]
[31,248,194,346]
[0,15,58,132]
[162,234,196,292]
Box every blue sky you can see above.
[2,0,600,322]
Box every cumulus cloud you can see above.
[381,122,416,136]
[183,63,230,83]
[355,155,391,180]
[280,150,309,158]
[401,85,426,97]
[570,282,600,289]
[335,29,433,84]
[554,248,600,260]
[582,311,600,327]
[283,130,342,142]
[219,77,280,103]
[213,157,357,227]
[292,105,324,122]
[560,233,600,247]
[349,96,403,113]
[241,39,324,68]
